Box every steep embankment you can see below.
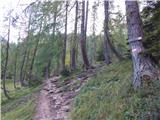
[71,61,160,120]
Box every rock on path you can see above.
[33,67,100,120]
[33,76,72,120]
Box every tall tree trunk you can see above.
[19,14,31,87]
[62,1,68,70]
[80,1,90,69]
[2,16,11,99]
[70,1,78,70]
[28,23,42,82]
[45,60,51,79]
[125,1,159,89]
[104,1,111,64]
[91,1,97,63]
[46,9,58,78]
[56,57,60,75]
[13,44,19,89]
[84,0,89,42]
[19,47,27,86]
[22,49,30,84]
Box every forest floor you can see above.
[2,61,160,120]
[33,65,103,120]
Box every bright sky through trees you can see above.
[0,0,126,43]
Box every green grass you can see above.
[1,97,36,120]
[71,60,160,120]
[1,80,42,120]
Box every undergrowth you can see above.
[1,81,41,120]
[71,60,160,120]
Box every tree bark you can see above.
[104,1,111,64]
[13,44,19,89]
[80,1,90,69]
[62,1,68,70]
[92,2,97,63]
[70,1,78,70]
[22,49,30,84]
[19,13,32,87]
[45,60,51,79]
[28,22,42,82]
[46,8,58,78]
[84,0,89,43]
[125,1,159,89]
[19,45,27,86]
[2,16,11,99]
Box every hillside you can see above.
[71,61,160,120]
[1,60,160,120]
[1,1,160,120]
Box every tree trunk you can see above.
[46,8,58,78]
[28,22,42,82]
[22,49,30,84]
[19,47,27,86]
[84,0,89,43]
[19,13,31,87]
[56,58,60,75]
[80,1,90,69]
[104,1,111,64]
[2,16,11,99]
[62,1,68,70]
[45,60,51,79]
[13,44,18,89]
[91,1,97,63]
[70,48,76,70]
[70,1,78,70]
[125,1,159,89]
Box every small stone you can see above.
[62,106,70,112]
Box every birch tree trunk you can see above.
[80,0,90,69]
[125,1,159,89]
[104,1,111,64]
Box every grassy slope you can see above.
[1,81,41,120]
[72,60,160,120]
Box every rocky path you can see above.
[33,65,102,120]
[33,76,71,120]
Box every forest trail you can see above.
[33,76,71,120]
[33,65,103,120]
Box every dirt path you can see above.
[33,65,102,120]
[33,76,73,120]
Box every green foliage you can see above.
[96,41,105,61]
[2,98,36,120]
[60,68,70,77]
[1,80,41,120]
[142,1,160,64]
[71,61,160,120]
[109,10,128,55]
